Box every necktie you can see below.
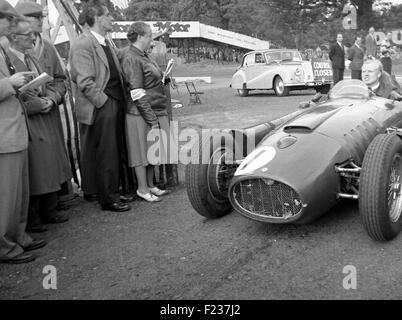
[24,55,31,71]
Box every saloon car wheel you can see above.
[238,89,249,97]
[273,76,290,97]
[185,134,240,218]
[360,133,402,241]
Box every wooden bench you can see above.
[185,81,204,105]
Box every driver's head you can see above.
[362,59,382,88]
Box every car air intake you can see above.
[231,178,303,219]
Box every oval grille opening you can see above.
[232,179,303,219]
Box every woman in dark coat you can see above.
[121,22,171,202]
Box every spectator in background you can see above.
[329,33,345,84]
[365,27,377,59]
[380,32,393,75]
[15,1,71,231]
[121,22,170,202]
[348,36,364,80]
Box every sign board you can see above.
[311,59,333,83]
[110,21,270,51]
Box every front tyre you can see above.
[273,76,290,97]
[185,134,239,219]
[360,133,402,241]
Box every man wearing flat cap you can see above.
[15,0,72,232]
[0,0,45,264]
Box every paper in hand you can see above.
[19,72,53,93]
[162,59,174,84]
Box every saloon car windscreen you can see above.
[265,51,302,63]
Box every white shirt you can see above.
[90,30,106,46]
[370,82,380,92]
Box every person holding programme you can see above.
[0,0,45,264]
[15,1,71,230]
[121,22,170,202]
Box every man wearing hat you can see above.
[15,0,72,232]
[0,0,45,264]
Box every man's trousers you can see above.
[79,97,123,206]
[0,150,32,260]
[332,68,344,85]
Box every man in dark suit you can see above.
[329,33,345,85]
[69,0,132,212]
[0,0,45,264]
[347,36,364,80]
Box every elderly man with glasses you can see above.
[5,16,68,239]
[0,0,45,264]
[15,1,71,232]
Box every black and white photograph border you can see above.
[2,0,402,303]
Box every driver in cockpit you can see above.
[362,59,402,100]
[300,59,402,108]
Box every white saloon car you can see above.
[231,49,333,97]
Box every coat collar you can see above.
[86,30,109,70]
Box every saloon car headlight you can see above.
[295,68,302,76]
[277,135,297,149]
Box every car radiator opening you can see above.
[231,178,303,219]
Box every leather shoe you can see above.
[84,194,99,202]
[120,195,134,203]
[26,224,48,233]
[23,239,47,251]
[0,252,36,264]
[101,202,130,212]
[41,213,69,224]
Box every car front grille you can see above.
[231,178,303,219]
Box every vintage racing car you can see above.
[230,49,333,97]
[186,79,402,241]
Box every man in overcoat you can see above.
[15,1,71,231]
[6,19,68,231]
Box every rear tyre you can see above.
[238,89,249,97]
[185,133,239,218]
[360,133,402,241]
[274,76,290,97]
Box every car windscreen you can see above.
[281,51,302,62]
[329,79,370,99]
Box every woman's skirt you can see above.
[125,114,176,168]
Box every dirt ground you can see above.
[2,62,402,300]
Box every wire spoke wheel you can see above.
[360,133,402,241]
[207,147,238,202]
[388,154,402,223]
